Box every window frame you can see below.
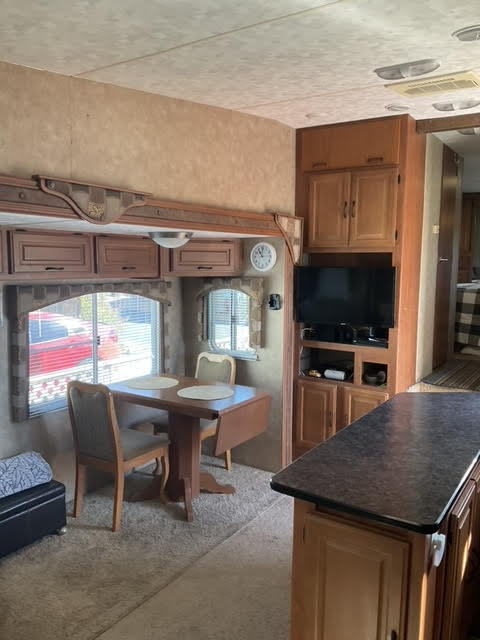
[206,288,257,360]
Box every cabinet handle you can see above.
[390,632,398,640]
[197,266,213,270]
[343,201,348,218]
[45,266,64,271]
[327,411,332,429]
[312,161,327,168]
[367,156,384,163]
[438,257,449,263]
[350,200,356,218]
[121,266,136,270]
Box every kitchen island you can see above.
[271,393,480,640]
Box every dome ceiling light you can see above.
[432,99,480,112]
[149,231,193,248]
[458,128,480,135]
[374,58,440,80]
[385,104,410,112]
[452,25,480,41]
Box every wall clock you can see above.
[250,242,277,272]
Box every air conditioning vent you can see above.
[386,70,480,97]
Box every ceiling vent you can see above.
[385,70,480,97]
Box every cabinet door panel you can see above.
[168,240,242,276]
[10,230,94,276]
[343,387,388,428]
[0,230,7,274]
[295,380,337,450]
[441,479,476,640]
[349,168,398,248]
[292,511,407,640]
[307,172,350,249]
[96,236,159,277]
[300,118,401,172]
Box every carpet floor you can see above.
[0,457,282,640]
[422,360,480,391]
[97,496,293,640]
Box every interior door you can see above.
[432,146,461,370]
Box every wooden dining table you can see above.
[109,375,272,521]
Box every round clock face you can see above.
[250,242,277,272]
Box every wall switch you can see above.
[432,224,440,234]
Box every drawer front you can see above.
[10,231,94,275]
[96,237,159,277]
[169,240,242,276]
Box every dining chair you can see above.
[67,380,170,532]
[152,352,236,470]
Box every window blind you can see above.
[28,292,160,417]
[207,288,255,358]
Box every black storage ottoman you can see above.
[0,480,66,558]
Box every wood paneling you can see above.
[458,196,473,284]
[10,230,94,277]
[96,236,159,278]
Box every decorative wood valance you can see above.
[36,176,150,224]
[0,173,304,264]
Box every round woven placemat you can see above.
[126,376,179,390]
[177,385,234,400]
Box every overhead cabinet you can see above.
[10,230,94,277]
[162,239,242,277]
[300,117,401,172]
[307,167,398,250]
[96,236,159,278]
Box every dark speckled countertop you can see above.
[271,392,480,533]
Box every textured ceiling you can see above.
[1,0,480,129]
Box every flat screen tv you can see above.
[295,266,396,328]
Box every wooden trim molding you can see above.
[416,113,480,134]
[0,174,303,250]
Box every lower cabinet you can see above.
[294,379,388,455]
[292,506,408,640]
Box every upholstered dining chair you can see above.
[67,380,170,532]
[152,352,236,470]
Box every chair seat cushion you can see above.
[120,429,169,461]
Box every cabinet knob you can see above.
[351,200,356,218]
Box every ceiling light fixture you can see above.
[149,231,193,248]
[432,99,480,111]
[374,58,440,80]
[452,25,480,41]
[385,103,409,112]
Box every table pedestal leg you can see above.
[166,413,200,518]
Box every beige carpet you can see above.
[97,497,293,640]
[0,457,282,640]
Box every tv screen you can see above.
[295,266,396,328]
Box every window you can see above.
[207,288,256,359]
[28,292,161,416]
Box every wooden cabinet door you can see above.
[10,230,94,276]
[300,118,401,172]
[292,510,408,640]
[342,387,388,428]
[349,168,398,249]
[96,236,159,277]
[167,240,242,276]
[441,479,476,640]
[307,172,350,249]
[295,379,337,451]
[0,230,7,274]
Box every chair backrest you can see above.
[67,381,121,463]
[195,352,236,385]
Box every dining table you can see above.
[109,375,272,521]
